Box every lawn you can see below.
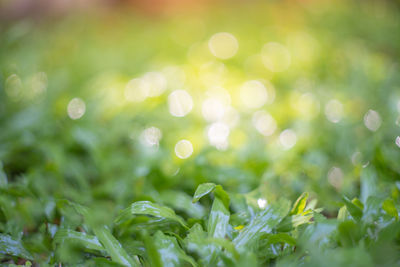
[1,0,400,266]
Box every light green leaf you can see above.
[192,183,216,203]
[342,196,363,221]
[94,226,139,267]
[128,201,187,228]
[208,197,230,239]
[0,162,7,188]
[160,190,205,219]
[0,234,32,260]
[153,231,196,267]
[234,199,290,249]
[382,199,398,220]
[261,233,296,246]
[54,229,104,251]
[290,192,308,215]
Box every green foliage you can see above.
[1,0,400,266]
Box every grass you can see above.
[1,0,400,266]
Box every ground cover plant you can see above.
[1,0,400,266]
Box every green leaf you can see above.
[94,226,139,267]
[0,234,32,260]
[360,167,377,203]
[0,162,7,188]
[193,183,230,210]
[54,229,104,251]
[208,197,230,239]
[192,183,216,203]
[129,201,187,229]
[382,199,398,220]
[337,220,360,247]
[337,206,349,221]
[261,233,296,246]
[160,190,205,219]
[233,199,290,249]
[290,192,309,215]
[342,196,363,221]
[153,231,196,267]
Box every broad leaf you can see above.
[192,183,216,203]
[290,192,308,215]
[94,226,139,267]
[0,234,32,260]
[54,229,104,251]
[116,201,187,229]
[234,199,290,249]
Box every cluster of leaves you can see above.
[1,0,400,266]
[1,175,399,266]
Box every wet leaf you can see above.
[54,229,104,251]
[0,234,32,260]
[94,226,139,267]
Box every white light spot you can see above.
[351,151,362,166]
[364,109,381,132]
[168,90,193,117]
[325,99,343,123]
[279,129,297,150]
[5,74,22,100]
[294,92,320,119]
[208,32,239,60]
[327,166,343,190]
[175,140,193,159]
[252,111,277,136]
[30,72,47,97]
[124,78,148,102]
[396,136,400,148]
[205,86,231,106]
[162,66,186,88]
[395,116,400,126]
[141,127,162,147]
[261,42,291,72]
[257,198,267,209]
[207,122,230,150]
[240,80,268,109]
[202,98,225,122]
[67,98,86,120]
[142,72,167,97]
[222,107,240,128]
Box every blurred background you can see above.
[1,0,400,222]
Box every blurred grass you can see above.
[0,0,400,265]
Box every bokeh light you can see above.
[279,129,297,150]
[364,109,381,132]
[67,98,86,120]
[175,139,194,159]
[240,80,268,109]
[207,122,230,150]
[261,42,291,72]
[168,90,193,117]
[252,110,277,136]
[325,99,343,123]
[141,127,162,147]
[208,32,239,60]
